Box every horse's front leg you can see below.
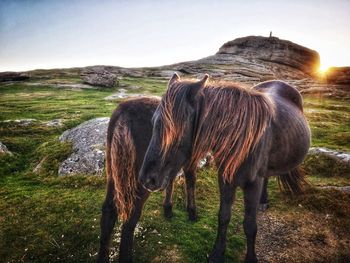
[119,188,149,263]
[208,175,236,263]
[97,180,118,263]
[258,177,269,211]
[243,177,264,263]
[184,168,197,221]
[163,176,175,218]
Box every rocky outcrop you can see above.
[323,67,350,85]
[58,117,109,175]
[81,68,117,88]
[216,36,320,76]
[191,36,320,83]
[308,147,350,164]
[0,72,30,82]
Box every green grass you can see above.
[0,79,349,262]
[303,95,350,151]
[0,84,116,121]
[120,77,168,95]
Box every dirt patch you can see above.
[152,245,183,263]
[256,210,350,262]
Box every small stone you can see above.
[151,229,159,234]
[44,119,64,127]
[104,89,144,100]
[0,141,12,155]
[33,156,47,174]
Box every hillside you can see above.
[1,35,349,98]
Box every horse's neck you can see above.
[193,86,274,177]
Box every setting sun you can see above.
[318,64,330,74]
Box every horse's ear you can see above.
[198,74,209,87]
[191,74,209,94]
[187,74,209,104]
[168,73,180,86]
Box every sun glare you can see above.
[318,64,330,74]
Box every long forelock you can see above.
[159,80,196,156]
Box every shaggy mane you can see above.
[160,79,275,182]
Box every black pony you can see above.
[139,74,310,262]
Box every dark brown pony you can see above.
[96,97,198,263]
[139,74,310,262]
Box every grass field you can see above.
[0,77,349,262]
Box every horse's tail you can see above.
[277,167,309,195]
[106,115,137,222]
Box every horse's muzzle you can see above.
[139,172,163,192]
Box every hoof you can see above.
[96,254,109,263]
[188,208,198,222]
[119,254,133,263]
[258,203,269,212]
[244,255,257,263]
[208,250,225,263]
[163,204,173,219]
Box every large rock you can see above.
[0,72,30,82]
[324,67,350,85]
[216,36,320,76]
[58,117,109,175]
[81,68,117,88]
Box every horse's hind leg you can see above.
[243,177,264,263]
[97,180,118,263]
[163,176,175,219]
[119,187,149,263]
[259,178,269,211]
[208,175,236,263]
[184,168,197,221]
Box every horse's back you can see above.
[108,97,160,142]
[107,96,160,169]
[253,80,303,111]
[254,81,310,174]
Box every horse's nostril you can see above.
[149,177,156,186]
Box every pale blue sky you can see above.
[1,0,349,71]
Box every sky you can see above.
[0,0,349,72]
